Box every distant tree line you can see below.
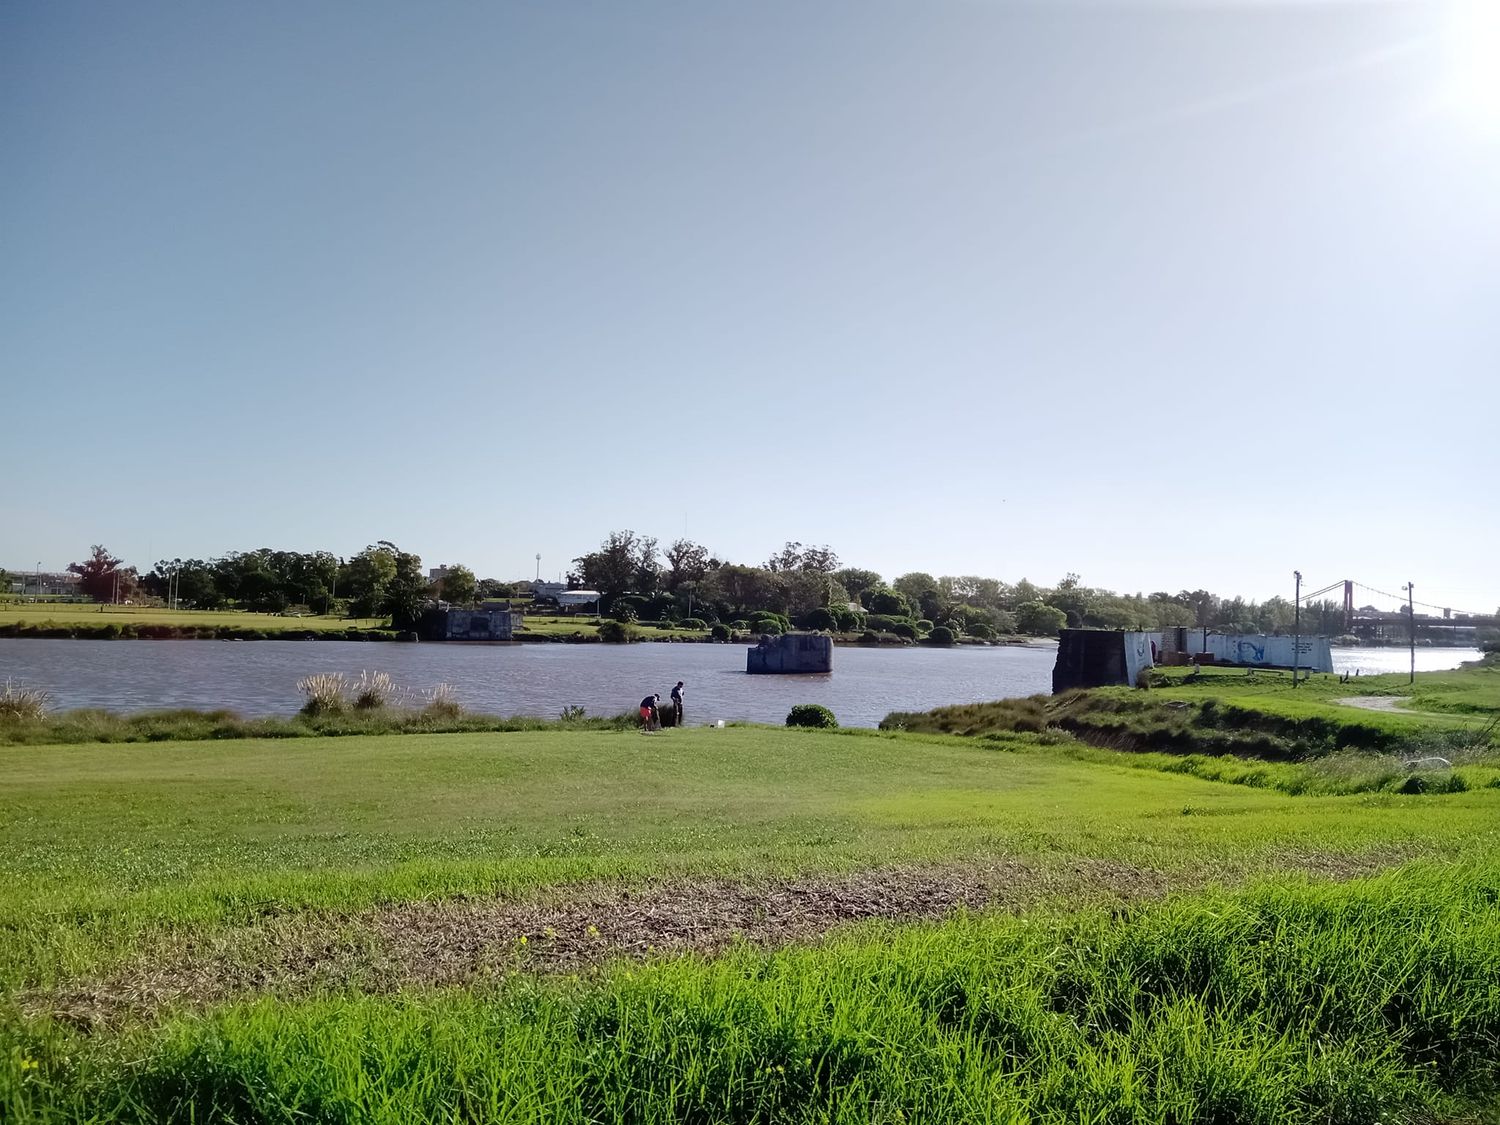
[51,535,1367,640]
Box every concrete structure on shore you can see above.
[1054,627,1335,690]
[430,606,523,641]
[747,632,834,674]
[1053,630,1159,691]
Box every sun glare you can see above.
[1444,0,1500,132]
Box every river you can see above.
[0,640,1481,728]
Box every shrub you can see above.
[786,703,838,729]
[801,607,837,631]
[752,618,785,636]
[927,625,956,646]
[599,620,634,643]
[830,606,861,631]
[863,587,912,617]
[612,605,638,623]
[969,622,996,640]
[731,620,750,631]
[890,621,919,641]
[858,629,882,644]
[352,670,396,710]
[1015,600,1067,636]
[297,672,348,716]
[559,705,587,722]
[423,683,462,719]
[0,680,50,721]
[710,623,732,641]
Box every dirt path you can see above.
[26,851,1409,1028]
[1336,696,1411,713]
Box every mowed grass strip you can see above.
[3,726,1499,995]
[5,865,1499,1124]
[0,603,385,633]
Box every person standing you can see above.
[670,681,685,726]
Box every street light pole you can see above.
[1403,582,1415,684]
[1292,571,1302,687]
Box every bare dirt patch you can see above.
[27,851,1411,1028]
[1336,696,1411,713]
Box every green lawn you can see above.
[6,722,1500,1123]
[0,603,385,633]
[4,725,1499,990]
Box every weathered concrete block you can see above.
[747,633,834,674]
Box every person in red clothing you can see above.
[639,693,660,731]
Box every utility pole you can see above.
[1292,570,1302,687]
[1403,581,1415,684]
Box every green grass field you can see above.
[4,711,1500,1122]
[0,603,386,633]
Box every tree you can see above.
[476,578,515,600]
[1045,573,1091,627]
[68,545,138,603]
[570,530,658,604]
[345,544,398,617]
[384,546,430,630]
[863,586,913,618]
[950,576,1006,609]
[893,572,940,604]
[765,542,839,573]
[439,565,477,605]
[1016,600,1067,636]
[664,539,711,591]
[1176,590,1221,628]
[832,568,882,602]
[700,564,787,618]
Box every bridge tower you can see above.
[1343,580,1355,632]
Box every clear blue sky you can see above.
[3,1,1496,612]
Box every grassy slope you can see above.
[5,725,1500,1122]
[4,726,1500,993]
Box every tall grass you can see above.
[0,680,50,721]
[0,706,636,746]
[5,865,1498,1123]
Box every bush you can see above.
[423,683,462,720]
[710,623,732,641]
[612,605,639,623]
[786,703,838,729]
[830,606,861,631]
[927,625,956,646]
[1015,600,1068,636]
[297,672,348,716]
[861,586,911,616]
[890,621,919,641]
[915,619,934,633]
[858,629,882,644]
[969,622,996,640]
[678,618,707,630]
[752,618,785,636]
[352,670,396,710]
[800,607,837,631]
[0,680,50,721]
[598,620,634,643]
